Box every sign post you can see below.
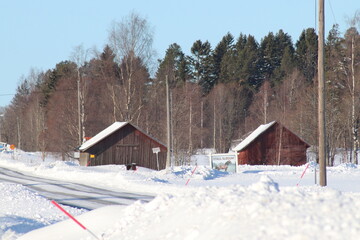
[152,147,161,170]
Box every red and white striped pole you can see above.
[185,165,198,185]
[51,200,101,240]
[296,163,310,186]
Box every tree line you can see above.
[0,12,359,165]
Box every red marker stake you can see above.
[51,200,101,240]
[185,165,198,185]
[296,163,310,186]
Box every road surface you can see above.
[0,167,154,210]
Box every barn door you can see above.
[116,144,139,165]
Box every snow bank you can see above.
[19,176,360,240]
[0,183,86,240]
[1,152,360,239]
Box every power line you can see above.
[315,0,317,32]
[0,88,76,97]
[327,0,337,26]
[0,94,15,97]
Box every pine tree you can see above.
[276,46,296,80]
[213,33,234,85]
[156,43,190,88]
[190,40,214,95]
[219,33,247,84]
[219,48,237,83]
[260,30,295,85]
[295,28,318,82]
[239,35,261,89]
[219,34,261,89]
[12,79,30,107]
[259,32,277,80]
[275,30,294,59]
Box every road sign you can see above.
[152,147,161,170]
[152,147,160,153]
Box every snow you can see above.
[0,182,86,239]
[79,122,166,152]
[1,150,360,240]
[79,122,127,151]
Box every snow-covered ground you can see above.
[1,150,360,240]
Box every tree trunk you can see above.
[213,98,216,150]
[351,35,358,164]
[17,117,21,150]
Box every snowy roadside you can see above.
[13,176,360,240]
[1,150,360,194]
[0,182,86,239]
[1,151,360,239]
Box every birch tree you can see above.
[343,11,360,164]
[70,44,89,145]
[108,12,154,123]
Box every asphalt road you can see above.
[0,167,154,210]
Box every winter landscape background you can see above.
[1,3,360,240]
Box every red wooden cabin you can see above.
[79,122,167,170]
[232,121,310,166]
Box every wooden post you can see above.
[277,125,283,165]
[77,73,82,146]
[318,0,327,186]
[166,75,171,169]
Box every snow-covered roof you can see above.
[232,121,276,152]
[79,122,128,151]
[79,122,167,152]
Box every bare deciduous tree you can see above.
[70,44,90,145]
[107,12,154,123]
[343,12,360,164]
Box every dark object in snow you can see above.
[126,163,137,171]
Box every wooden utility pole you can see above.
[0,114,3,142]
[318,0,327,186]
[201,100,204,149]
[77,74,82,146]
[213,99,216,149]
[166,75,171,169]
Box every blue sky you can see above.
[0,0,358,107]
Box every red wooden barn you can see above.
[232,121,310,166]
[79,122,167,170]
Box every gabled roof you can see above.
[232,121,311,152]
[79,122,166,151]
[232,121,276,152]
[79,122,128,151]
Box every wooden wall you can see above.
[84,124,167,170]
[238,123,308,166]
